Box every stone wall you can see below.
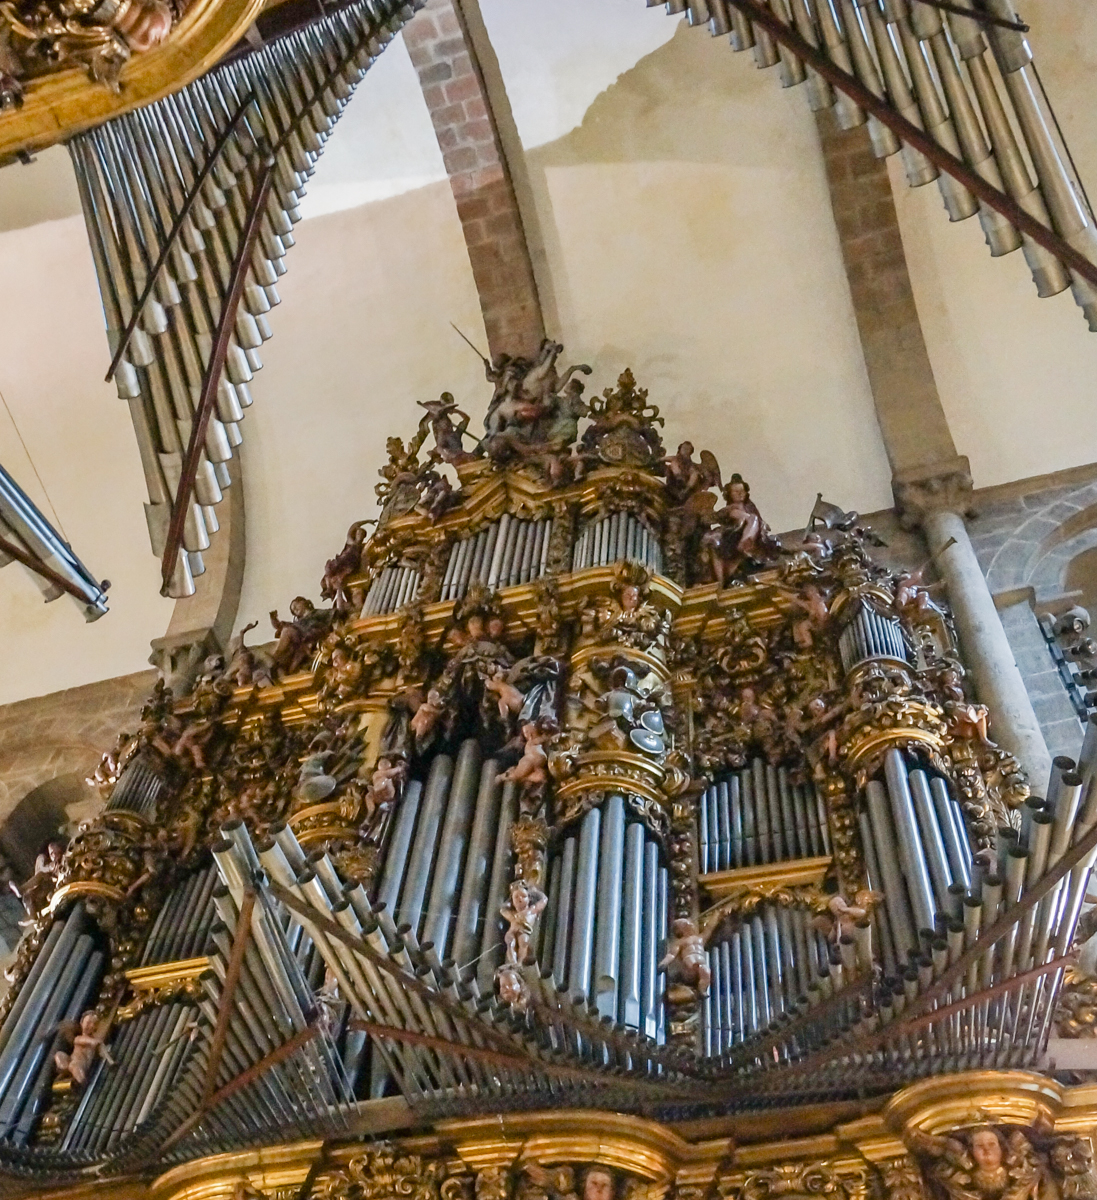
[0,669,156,827]
[967,463,1097,763]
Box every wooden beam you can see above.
[159,158,275,593]
[726,0,1097,290]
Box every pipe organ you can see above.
[2,356,1097,1198]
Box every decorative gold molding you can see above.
[701,857,832,901]
[124,957,211,989]
[0,0,263,162]
[883,1071,1065,1138]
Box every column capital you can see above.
[892,456,974,529]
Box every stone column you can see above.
[923,506,1053,792]
[817,112,1052,793]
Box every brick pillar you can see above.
[815,110,969,506]
[404,0,545,360]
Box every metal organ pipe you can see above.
[883,749,937,935]
[699,762,829,873]
[422,740,481,957]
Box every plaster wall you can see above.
[0,202,166,705]
[480,1,895,534]
[885,0,1097,490]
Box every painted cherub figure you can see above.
[497,716,559,799]
[10,839,65,919]
[787,583,830,650]
[54,1010,113,1085]
[659,917,711,1001]
[501,878,547,967]
[812,889,882,945]
[485,662,525,725]
[361,754,407,824]
[410,688,445,746]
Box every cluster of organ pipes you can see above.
[539,797,669,1038]
[571,513,663,574]
[698,762,832,872]
[664,0,1097,332]
[69,0,422,596]
[363,562,422,615]
[703,904,834,1055]
[440,516,555,603]
[839,604,909,671]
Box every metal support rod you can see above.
[160,158,276,591]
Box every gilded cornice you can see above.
[0,0,263,163]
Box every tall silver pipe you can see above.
[763,905,785,1016]
[814,783,832,853]
[699,786,711,875]
[551,837,577,989]
[641,840,659,1040]
[569,805,602,1001]
[0,911,84,1100]
[865,780,919,959]
[594,795,626,1018]
[909,769,955,909]
[477,782,518,993]
[860,810,898,977]
[619,821,645,1029]
[742,768,757,866]
[718,781,732,871]
[375,779,423,915]
[753,759,770,863]
[751,914,771,1028]
[740,922,757,1039]
[730,927,744,1044]
[398,753,453,936]
[451,758,502,977]
[0,934,94,1135]
[777,769,796,860]
[728,776,743,867]
[423,739,481,956]
[883,750,937,933]
[929,775,971,890]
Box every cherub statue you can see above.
[484,662,525,725]
[496,961,530,1012]
[662,441,720,507]
[410,688,445,747]
[659,917,711,1001]
[269,597,332,676]
[417,393,477,465]
[787,583,830,650]
[910,1125,1049,1200]
[500,878,547,967]
[360,754,407,825]
[10,839,64,919]
[497,715,559,806]
[54,1010,113,1085]
[321,520,370,611]
[812,889,882,945]
[319,644,365,707]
